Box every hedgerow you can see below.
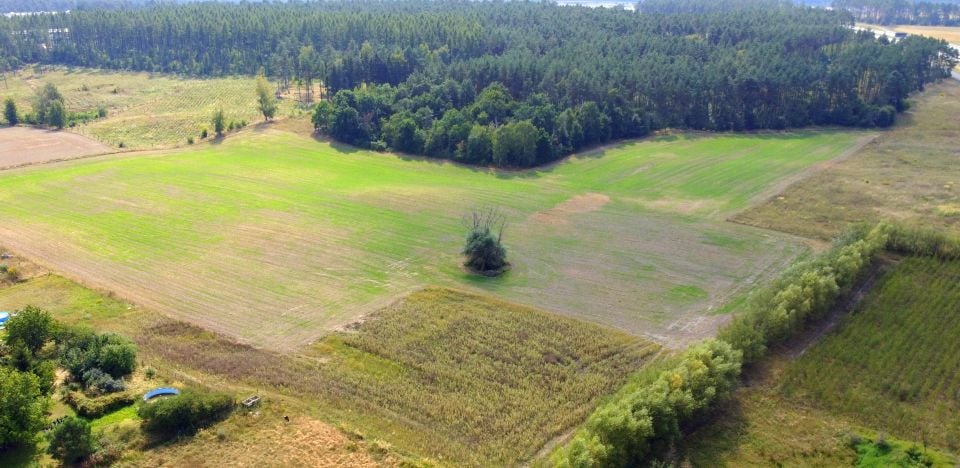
[553,340,741,467]
[554,222,958,466]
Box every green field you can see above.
[1,66,299,149]
[0,128,866,349]
[782,256,960,449]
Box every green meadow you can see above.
[0,128,865,349]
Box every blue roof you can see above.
[0,312,9,323]
[143,387,180,401]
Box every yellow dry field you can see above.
[1,66,300,149]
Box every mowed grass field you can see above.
[736,79,960,239]
[0,128,868,349]
[678,256,960,466]
[1,66,298,149]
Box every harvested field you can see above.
[735,80,960,240]
[0,127,865,349]
[0,127,112,168]
[860,23,960,47]
[0,273,657,465]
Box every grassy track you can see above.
[0,128,865,349]
[735,80,960,239]
[1,66,299,149]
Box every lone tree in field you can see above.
[212,108,226,136]
[3,98,17,125]
[462,207,509,275]
[256,75,277,121]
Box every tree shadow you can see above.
[0,441,43,466]
[671,397,751,466]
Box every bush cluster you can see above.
[718,223,890,363]
[138,390,234,438]
[81,368,125,393]
[554,340,741,466]
[58,327,137,390]
[63,390,136,419]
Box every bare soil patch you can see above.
[530,192,610,225]
[0,127,112,168]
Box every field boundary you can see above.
[731,131,879,222]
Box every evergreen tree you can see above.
[212,108,225,136]
[3,98,17,126]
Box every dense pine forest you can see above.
[833,0,960,25]
[1,0,956,167]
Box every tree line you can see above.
[833,0,960,26]
[553,222,960,466]
[1,0,956,167]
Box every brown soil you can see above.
[0,127,113,168]
[530,193,610,225]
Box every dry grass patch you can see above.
[1,66,299,149]
[139,413,396,468]
[734,80,960,239]
[301,287,660,466]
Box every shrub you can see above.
[200,127,208,139]
[63,390,135,418]
[5,266,20,282]
[0,367,47,448]
[462,208,509,275]
[138,390,234,438]
[47,416,97,464]
[187,136,195,144]
[81,368,125,394]
[4,306,53,353]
